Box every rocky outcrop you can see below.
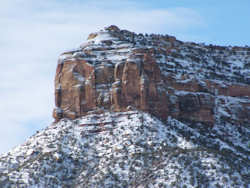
[53,25,250,127]
[1,25,250,188]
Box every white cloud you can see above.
[0,0,204,153]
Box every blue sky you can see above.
[138,0,250,46]
[0,0,249,153]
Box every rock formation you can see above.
[1,26,249,187]
[53,25,250,127]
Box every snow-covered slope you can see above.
[1,25,250,187]
[0,111,249,187]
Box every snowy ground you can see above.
[1,27,249,187]
[0,110,249,187]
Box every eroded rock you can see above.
[53,25,250,127]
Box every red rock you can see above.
[53,26,250,127]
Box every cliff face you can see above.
[1,26,250,188]
[53,25,250,127]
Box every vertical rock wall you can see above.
[53,26,250,127]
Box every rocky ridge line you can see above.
[53,25,250,127]
[1,111,249,187]
[0,25,249,188]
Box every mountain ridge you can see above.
[0,25,249,187]
[1,110,249,187]
[53,25,250,127]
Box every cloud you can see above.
[0,0,204,153]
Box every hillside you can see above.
[0,25,249,187]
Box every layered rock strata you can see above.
[53,25,250,126]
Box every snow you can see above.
[73,72,85,82]
[1,26,250,187]
[0,111,249,187]
[88,31,116,44]
[104,53,127,61]
[217,106,230,117]
[58,54,72,64]
[72,51,86,58]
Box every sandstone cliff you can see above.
[53,25,250,127]
[1,25,249,188]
